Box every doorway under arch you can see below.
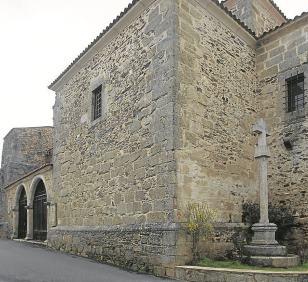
[33,180,47,241]
[18,187,27,239]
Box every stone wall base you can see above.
[47,223,180,277]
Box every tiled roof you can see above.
[260,11,308,38]
[211,0,257,37]
[268,0,288,21]
[48,0,257,90]
[221,0,288,21]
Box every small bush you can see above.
[226,230,250,262]
[184,202,216,263]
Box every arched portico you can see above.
[5,165,53,241]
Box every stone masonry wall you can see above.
[51,0,180,275]
[175,0,258,223]
[223,0,286,37]
[256,19,308,217]
[1,127,53,186]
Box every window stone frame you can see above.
[89,74,108,127]
[278,64,308,123]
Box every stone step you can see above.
[248,255,300,268]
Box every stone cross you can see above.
[253,118,271,224]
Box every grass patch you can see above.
[198,257,308,272]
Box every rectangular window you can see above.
[92,85,102,120]
[287,73,304,113]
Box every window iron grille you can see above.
[93,85,102,120]
[285,72,305,113]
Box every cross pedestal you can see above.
[244,119,298,267]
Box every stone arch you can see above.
[13,184,28,239]
[15,184,28,208]
[29,175,50,206]
[29,175,49,241]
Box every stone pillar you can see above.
[26,205,33,240]
[253,118,271,224]
[259,156,269,224]
[12,207,18,239]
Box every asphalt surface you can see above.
[0,240,174,282]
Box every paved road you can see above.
[0,240,174,282]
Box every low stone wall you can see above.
[48,223,179,277]
[176,266,308,282]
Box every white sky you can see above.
[0,0,307,163]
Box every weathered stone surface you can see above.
[176,0,258,223]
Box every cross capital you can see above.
[253,118,270,158]
[253,118,270,137]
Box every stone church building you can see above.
[0,0,307,277]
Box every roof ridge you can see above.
[259,11,308,39]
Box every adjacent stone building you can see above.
[0,0,307,278]
[0,127,53,239]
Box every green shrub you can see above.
[242,202,295,241]
[185,202,216,263]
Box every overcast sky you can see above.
[0,0,307,163]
